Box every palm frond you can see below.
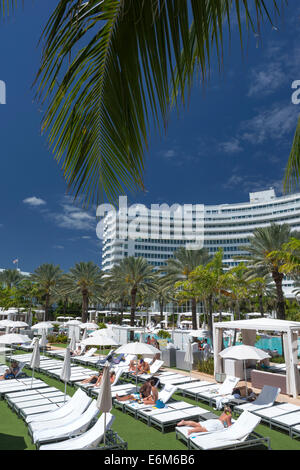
[1,0,285,206]
[34,0,283,206]
[284,116,300,194]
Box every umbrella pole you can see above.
[31,368,34,389]
[244,360,248,398]
[64,381,67,403]
[104,412,106,447]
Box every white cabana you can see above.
[213,318,300,398]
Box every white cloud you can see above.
[240,103,298,145]
[49,197,95,231]
[23,196,46,207]
[219,139,243,154]
[163,149,176,158]
[53,245,64,250]
[248,63,286,98]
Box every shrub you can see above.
[157,330,171,339]
[196,358,214,375]
[98,322,107,329]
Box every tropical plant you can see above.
[59,262,103,322]
[238,223,297,320]
[108,257,157,340]
[227,262,252,320]
[0,269,23,289]
[186,249,232,339]
[30,264,63,321]
[154,282,175,323]
[247,274,276,316]
[0,1,284,205]
[162,247,211,329]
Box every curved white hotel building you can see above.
[101,188,300,296]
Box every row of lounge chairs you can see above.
[0,373,124,450]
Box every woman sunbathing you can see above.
[0,360,20,380]
[142,379,158,405]
[177,406,232,435]
[81,371,102,385]
[115,380,152,402]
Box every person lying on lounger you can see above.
[129,359,137,372]
[81,371,103,385]
[142,379,158,405]
[94,370,116,388]
[0,360,20,380]
[132,359,150,375]
[71,345,82,357]
[115,380,153,402]
[177,406,232,435]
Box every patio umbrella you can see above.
[219,345,270,397]
[0,319,16,334]
[114,342,161,392]
[80,322,99,330]
[0,333,31,360]
[184,341,194,381]
[60,346,71,402]
[66,319,82,326]
[69,329,77,351]
[82,335,119,347]
[31,322,54,330]
[89,328,115,338]
[96,362,112,446]
[188,329,209,339]
[30,338,40,388]
[82,328,88,341]
[39,329,48,354]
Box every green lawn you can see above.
[0,354,300,450]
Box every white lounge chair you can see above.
[26,388,91,424]
[33,400,100,445]
[121,383,178,418]
[128,360,164,382]
[29,391,93,433]
[196,376,240,404]
[176,381,215,398]
[149,406,210,433]
[39,412,115,450]
[270,410,300,436]
[252,402,300,424]
[234,386,281,414]
[137,401,210,427]
[189,411,267,450]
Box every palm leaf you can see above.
[1,1,285,206]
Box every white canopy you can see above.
[213,318,300,398]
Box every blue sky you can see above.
[0,2,300,273]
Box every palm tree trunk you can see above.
[272,270,285,320]
[44,294,50,322]
[130,288,137,341]
[207,295,214,347]
[191,297,197,330]
[160,301,164,325]
[82,290,89,323]
[258,294,264,317]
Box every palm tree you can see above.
[162,247,211,329]
[31,264,63,321]
[186,250,232,339]
[1,1,282,205]
[60,262,103,323]
[239,223,295,320]
[227,263,252,320]
[109,257,157,340]
[0,269,23,289]
[154,283,174,325]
